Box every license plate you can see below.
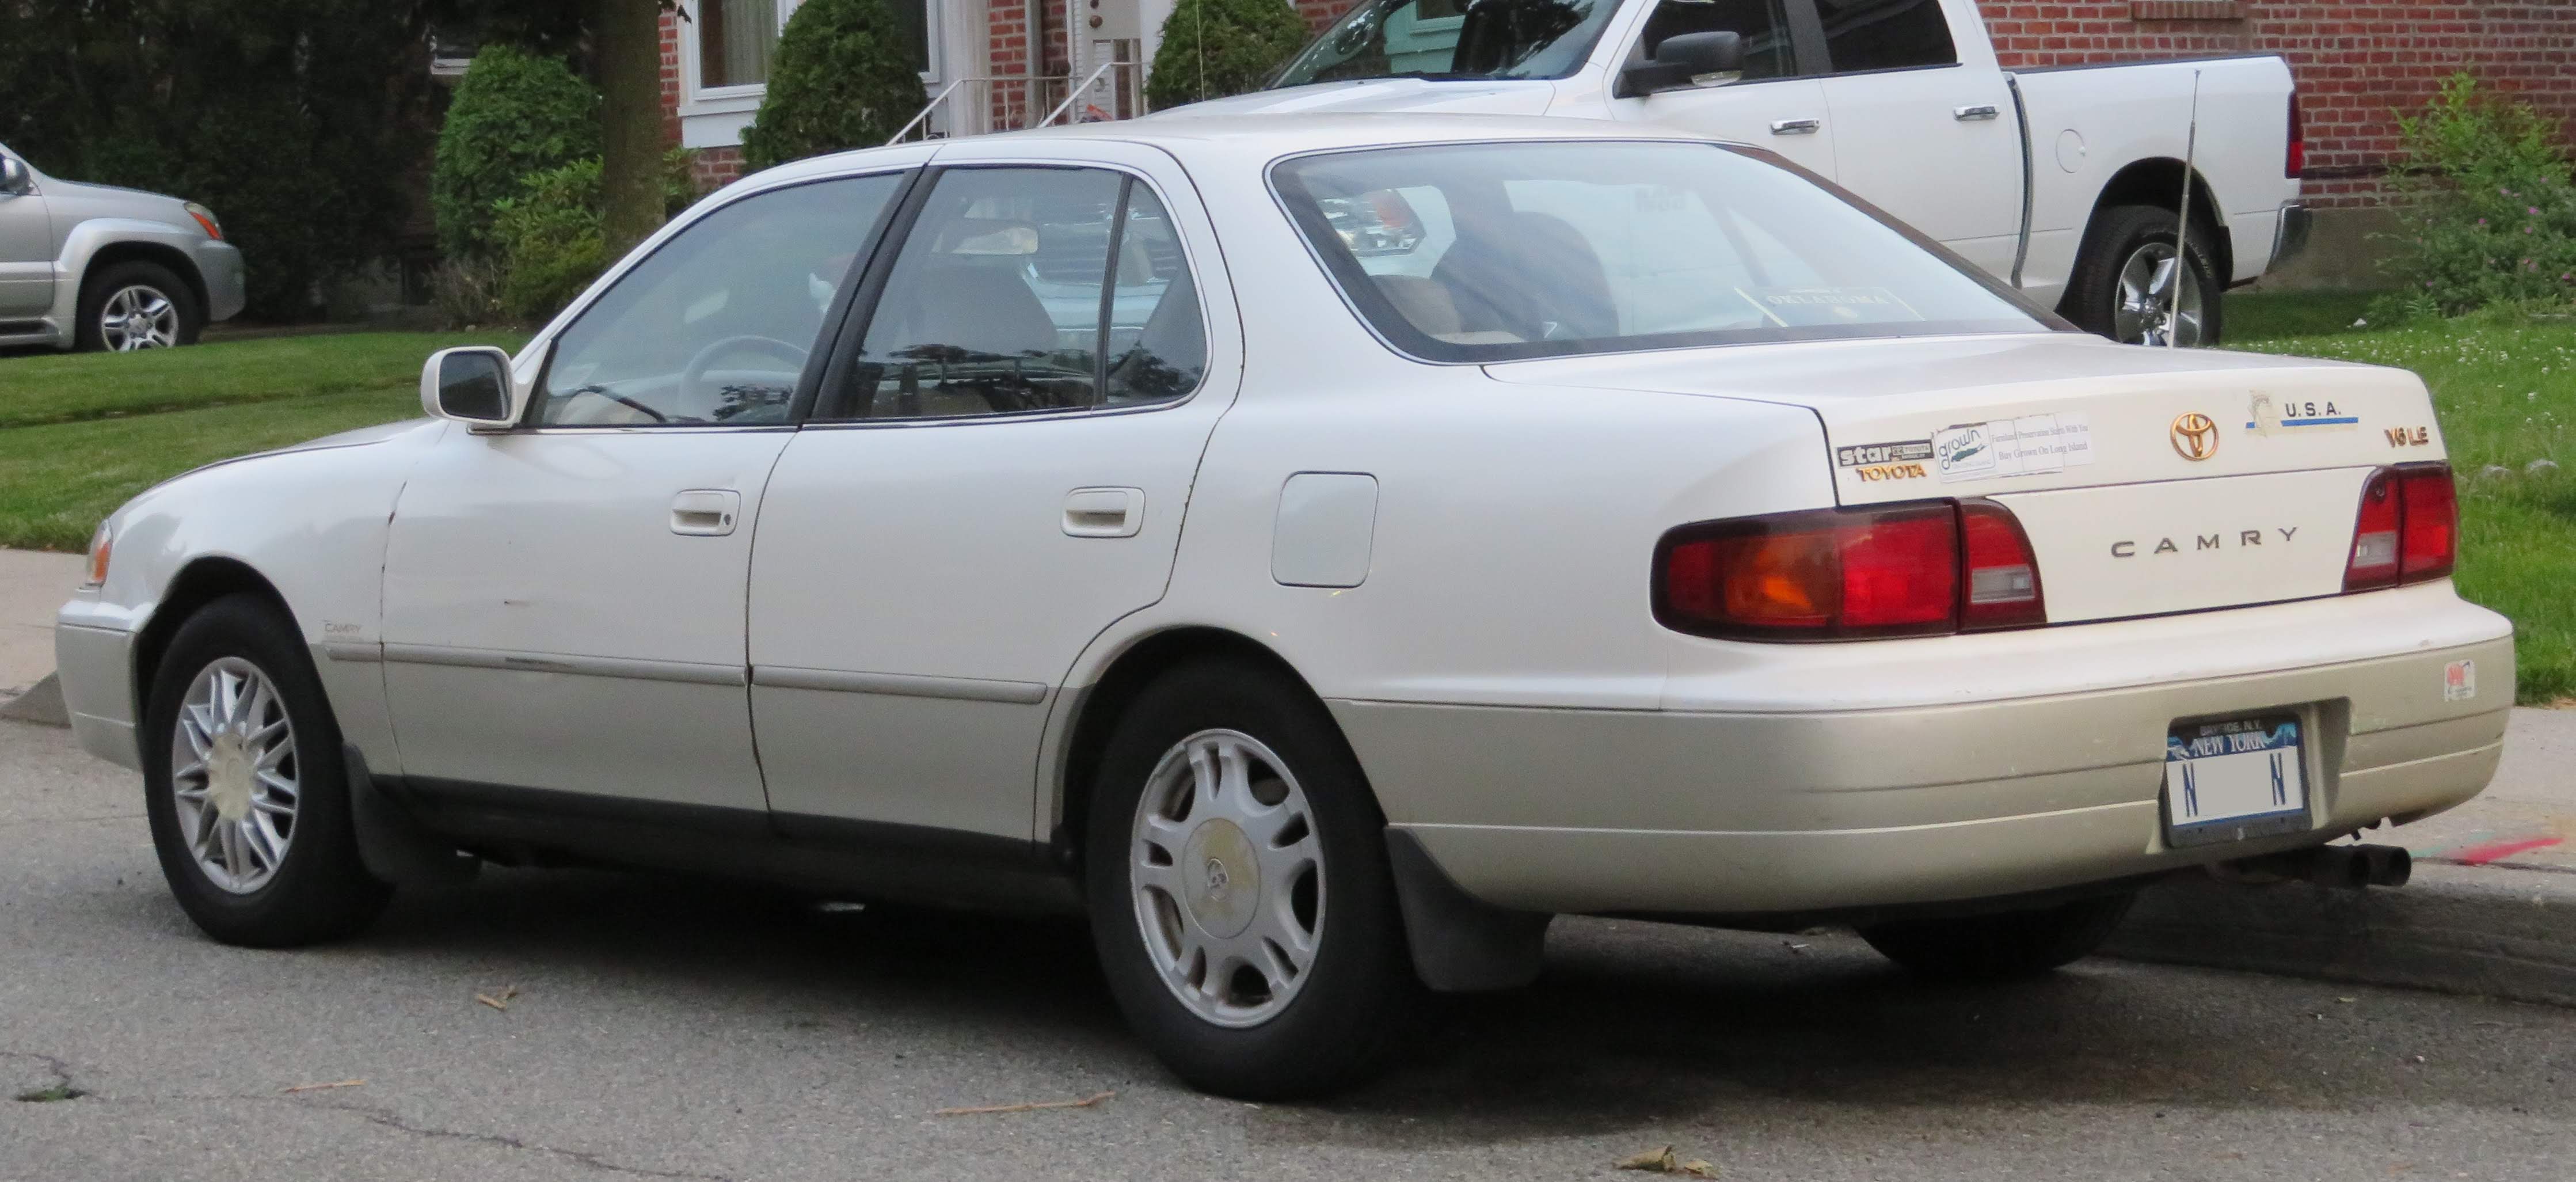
[2163,714,2310,847]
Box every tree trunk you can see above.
[594,0,666,258]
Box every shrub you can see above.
[2375,73,2576,317]
[433,46,600,260]
[484,150,701,324]
[739,0,929,171]
[1146,0,1311,110]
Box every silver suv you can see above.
[0,143,246,351]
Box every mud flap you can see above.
[344,743,478,887]
[1384,828,1550,992]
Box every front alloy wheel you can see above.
[168,656,301,893]
[1129,729,1326,1028]
[98,284,181,350]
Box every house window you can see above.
[701,0,780,89]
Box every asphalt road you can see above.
[5,717,2574,1182]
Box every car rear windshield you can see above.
[1269,140,2056,363]
[1274,0,1620,85]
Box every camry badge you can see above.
[2171,413,2219,461]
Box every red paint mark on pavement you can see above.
[2445,836,2564,866]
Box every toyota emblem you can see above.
[2170,412,2219,461]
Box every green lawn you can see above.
[2228,293,2574,704]
[0,332,525,552]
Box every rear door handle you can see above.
[1954,104,2002,121]
[670,489,740,537]
[1063,487,1143,538]
[1770,117,1821,135]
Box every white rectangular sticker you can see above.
[1934,413,2094,482]
[2445,659,2477,702]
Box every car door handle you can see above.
[670,489,740,537]
[1770,118,1822,135]
[1063,487,1143,538]
[1954,104,2002,121]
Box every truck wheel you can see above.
[2063,204,2223,348]
[76,260,202,351]
[1085,660,1419,1099]
[142,594,391,947]
[1859,891,2136,981]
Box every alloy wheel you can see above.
[98,284,180,351]
[1128,729,1325,1028]
[2111,241,2205,347]
[168,657,300,894]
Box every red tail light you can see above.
[1959,500,2046,630]
[2343,462,2456,593]
[1654,500,2042,642]
[2286,94,2306,178]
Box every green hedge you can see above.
[432,46,602,260]
[1146,0,1311,109]
[740,0,930,171]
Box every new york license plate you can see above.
[2163,714,2311,847]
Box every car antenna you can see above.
[2169,67,2202,349]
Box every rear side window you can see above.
[1817,0,1957,72]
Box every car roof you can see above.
[752,113,1722,185]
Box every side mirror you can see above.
[0,157,28,195]
[1616,31,1746,98]
[420,346,519,427]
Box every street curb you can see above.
[0,672,66,728]
[2102,862,2576,1009]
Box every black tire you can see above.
[1859,891,2137,982]
[2060,203,2225,347]
[74,259,203,351]
[142,594,390,947]
[1085,660,1419,1099]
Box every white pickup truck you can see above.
[1183,0,2310,346]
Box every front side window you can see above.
[530,173,904,427]
[1272,140,2051,363]
[1633,0,1798,81]
[834,168,1204,420]
[1816,0,1957,72]
[1275,0,1621,86]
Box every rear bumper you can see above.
[2269,202,2314,271]
[1332,588,2512,917]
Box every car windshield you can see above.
[1270,140,2057,363]
[1273,0,1619,86]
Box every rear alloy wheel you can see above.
[1858,891,2138,982]
[75,260,202,352]
[1086,661,1417,1099]
[2063,204,2223,348]
[143,594,390,947]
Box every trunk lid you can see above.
[1487,333,2449,624]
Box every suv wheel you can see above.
[77,260,201,351]
[142,594,390,947]
[1086,660,1418,1099]
[1858,891,2137,982]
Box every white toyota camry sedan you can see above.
[56,115,2512,1098]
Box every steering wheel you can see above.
[681,335,811,407]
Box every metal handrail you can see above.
[886,77,969,146]
[1041,59,1126,127]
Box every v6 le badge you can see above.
[2170,413,2219,461]
[2385,426,2433,448]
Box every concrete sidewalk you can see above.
[2106,707,2576,1006]
[0,548,86,694]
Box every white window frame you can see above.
[678,0,956,149]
